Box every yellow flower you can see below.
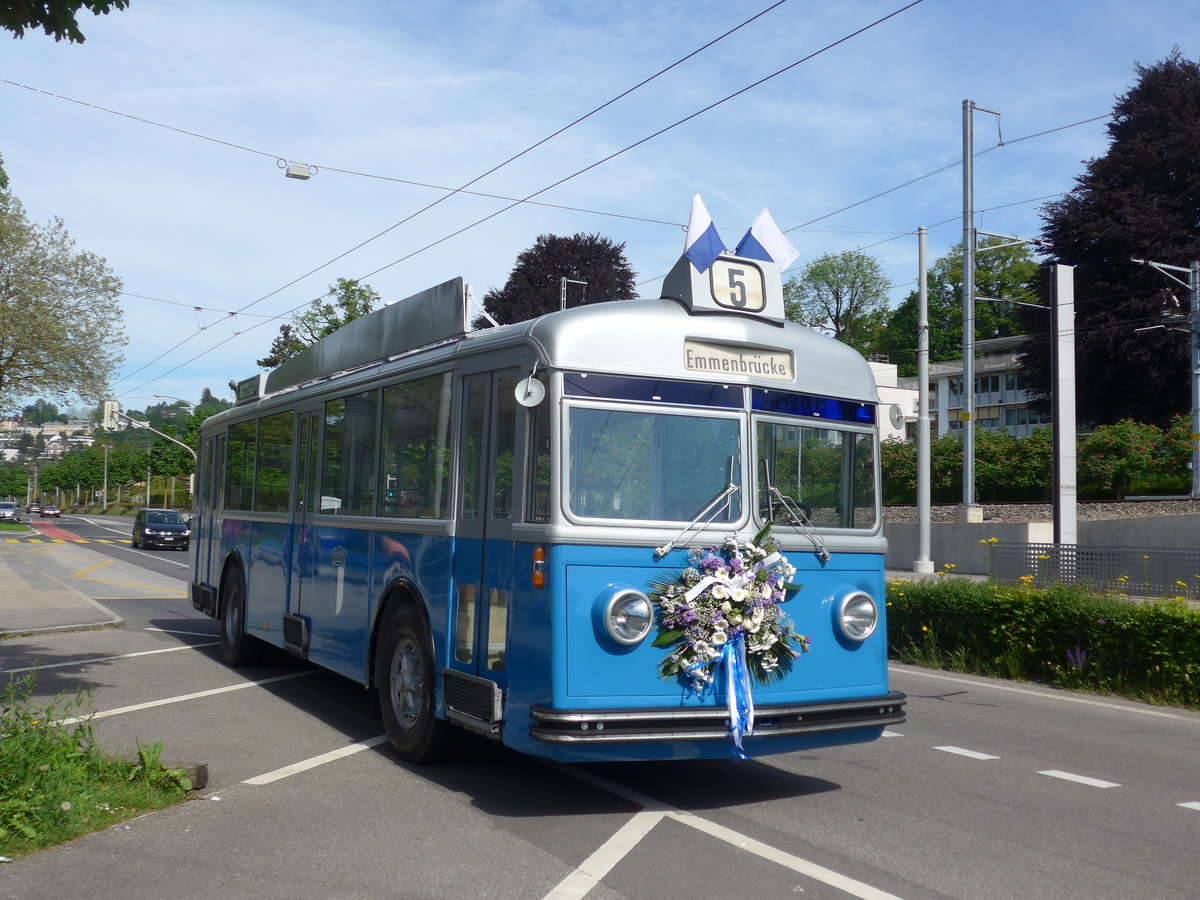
[1037,554,1049,560]
[921,625,929,632]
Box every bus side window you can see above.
[524,374,551,523]
[493,376,518,519]
[379,373,453,519]
[226,420,256,510]
[323,389,379,515]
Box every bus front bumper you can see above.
[529,691,905,743]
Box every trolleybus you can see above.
[189,250,905,763]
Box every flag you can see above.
[735,208,799,270]
[684,195,724,274]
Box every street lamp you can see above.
[153,394,196,412]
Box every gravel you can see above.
[882,498,1200,523]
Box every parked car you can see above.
[0,502,21,522]
[41,504,61,518]
[26,502,40,514]
[132,508,190,550]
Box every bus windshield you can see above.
[567,406,741,522]
[756,421,876,530]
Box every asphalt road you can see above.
[2,526,1198,899]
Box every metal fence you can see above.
[989,542,1200,600]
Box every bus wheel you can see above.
[219,571,262,667]
[376,603,450,764]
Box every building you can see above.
[898,335,1048,438]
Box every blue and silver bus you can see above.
[190,251,904,763]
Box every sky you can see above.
[3,0,1199,414]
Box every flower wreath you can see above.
[649,525,810,686]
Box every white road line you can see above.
[243,735,391,785]
[934,746,998,760]
[144,627,218,637]
[1038,770,1121,789]
[541,811,666,900]
[894,666,1197,723]
[1,642,218,674]
[882,730,903,737]
[1178,802,1200,812]
[554,763,904,900]
[59,671,316,724]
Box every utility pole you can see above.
[960,100,1001,520]
[1131,258,1200,499]
[914,226,934,574]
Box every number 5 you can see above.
[727,267,747,307]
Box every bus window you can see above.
[322,389,379,516]
[493,375,518,519]
[525,374,551,523]
[567,407,741,522]
[756,422,876,529]
[226,420,256,510]
[254,411,292,512]
[379,374,452,518]
[461,380,486,520]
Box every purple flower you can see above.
[1066,647,1086,671]
[1096,619,1108,626]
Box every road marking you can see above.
[1038,770,1120,789]
[59,671,316,724]
[1178,802,1200,812]
[243,734,392,785]
[935,745,998,760]
[1,642,218,674]
[543,811,666,900]
[893,665,1198,723]
[554,764,904,900]
[145,627,218,637]
[882,730,903,737]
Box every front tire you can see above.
[219,569,263,666]
[375,603,452,764]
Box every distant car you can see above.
[0,502,21,522]
[132,508,190,550]
[26,502,41,514]
[41,504,61,518]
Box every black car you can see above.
[132,508,191,550]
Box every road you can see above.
[2,516,1198,899]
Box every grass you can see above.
[0,522,30,533]
[0,671,192,859]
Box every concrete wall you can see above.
[883,514,1200,574]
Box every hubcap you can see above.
[388,636,424,730]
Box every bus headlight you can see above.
[604,589,654,645]
[837,591,878,641]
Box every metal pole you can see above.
[961,100,976,510]
[1191,261,1200,499]
[1052,265,1077,545]
[915,226,934,574]
[102,445,108,511]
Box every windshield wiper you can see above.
[762,461,831,563]
[654,456,740,559]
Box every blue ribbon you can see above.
[721,633,755,759]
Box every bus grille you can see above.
[442,670,504,736]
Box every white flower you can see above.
[711,630,728,646]
[711,584,729,600]
[720,600,732,613]
[731,587,748,604]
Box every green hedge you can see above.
[886,578,1200,708]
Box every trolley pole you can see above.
[961,101,976,512]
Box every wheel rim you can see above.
[223,589,242,644]
[387,636,425,731]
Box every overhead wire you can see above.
[116,0,930,398]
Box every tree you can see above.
[1,0,129,43]
[1026,50,1200,426]
[783,251,890,356]
[23,398,66,425]
[0,192,125,409]
[476,233,637,327]
[874,238,1035,376]
[257,278,380,368]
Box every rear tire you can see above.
[219,570,263,667]
[375,603,452,764]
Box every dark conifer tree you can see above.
[1024,49,1200,425]
[475,233,638,327]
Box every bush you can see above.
[886,579,1200,707]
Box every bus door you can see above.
[447,369,520,732]
[285,410,321,654]
[197,431,224,587]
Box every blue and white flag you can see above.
[684,195,724,274]
[735,208,799,270]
